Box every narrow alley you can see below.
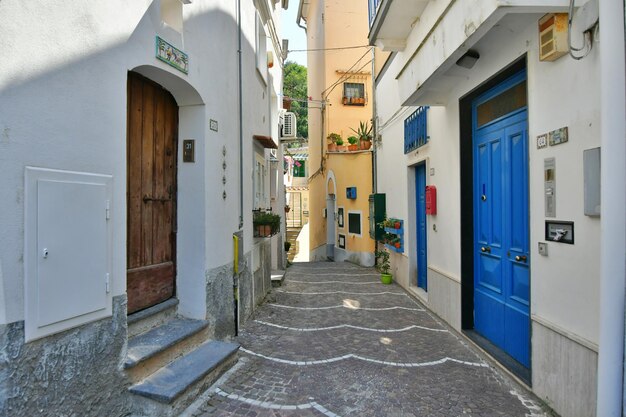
[187,262,550,417]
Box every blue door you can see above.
[472,72,530,368]
[416,164,427,290]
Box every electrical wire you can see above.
[288,45,371,53]
[321,47,373,97]
[568,0,594,60]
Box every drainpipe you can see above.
[370,47,377,194]
[237,0,244,230]
[596,1,626,416]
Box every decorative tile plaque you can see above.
[156,36,189,74]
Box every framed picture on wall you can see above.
[337,207,344,228]
[338,234,346,249]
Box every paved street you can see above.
[188,262,552,417]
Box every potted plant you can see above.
[285,205,291,213]
[253,211,281,238]
[342,96,348,105]
[351,121,373,150]
[347,136,359,151]
[394,220,401,229]
[375,250,392,284]
[284,241,291,252]
[327,133,341,152]
[336,137,347,152]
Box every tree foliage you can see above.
[283,61,308,140]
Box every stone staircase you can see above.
[286,227,302,262]
[126,299,239,417]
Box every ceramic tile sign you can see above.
[156,36,189,74]
[548,126,568,146]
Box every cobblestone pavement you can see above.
[187,262,553,417]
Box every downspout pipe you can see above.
[596,1,626,416]
[370,48,377,194]
[237,0,244,230]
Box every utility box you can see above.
[369,193,386,240]
[539,13,569,62]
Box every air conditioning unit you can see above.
[281,112,297,139]
[539,13,568,62]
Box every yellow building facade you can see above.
[298,0,375,265]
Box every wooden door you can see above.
[127,72,178,314]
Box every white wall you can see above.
[0,0,284,325]
[375,9,601,345]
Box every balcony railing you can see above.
[404,106,429,153]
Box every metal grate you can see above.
[404,106,429,153]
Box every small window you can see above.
[293,160,306,177]
[348,212,361,235]
[255,13,268,83]
[343,83,366,106]
[161,0,183,32]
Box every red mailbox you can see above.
[425,185,437,215]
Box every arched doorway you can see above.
[126,71,179,314]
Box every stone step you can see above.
[129,341,240,417]
[271,269,286,287]
[127,298,179,338]
[125,318,210,382]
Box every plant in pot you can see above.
[347,136,359,151]
[351,121,373,150]
[284,241,291,252]
[327,133,341,152]
[375,249,392,284]
[335,137,347,152]
[253,211,281,238]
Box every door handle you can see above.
[480,246,491,253]
[515,255,528,262]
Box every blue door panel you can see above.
[477,254,503,294]
[473,71,530,368]
[504,306,530,367]
[416,164,427,290]
[489,139,503,248]
[475,291,505,347]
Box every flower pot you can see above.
[328,143,337,152]
[360,140,372,150]
[394,222,401,229]
[381,274,393,285]
[285,206,290,213]
[348,144,358,151]
[394,242,401,249]
[342,97,348,105]
[263,225,271,237]
[337,145,348,152]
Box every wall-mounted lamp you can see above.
[456,50,480,69]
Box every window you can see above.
[255,13,268,83]
[343,82,366,106]
[348,212,361,236]
[161,0,183,32]
[254,153,267,209]
[293,160,306,177]
[404,106,429,153]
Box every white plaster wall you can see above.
[375,8,601,346]
[0,0,284,325]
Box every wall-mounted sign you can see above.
[548,126,568,146]
[156,36,189,74]
[183,140,195,162]
[210,119,219,132]
[537,133,548,149]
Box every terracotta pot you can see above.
[348,144,358,151]
[342,97,348,105]
[327,143,337,152]
[263,225,271,237]
[394,222,401,229]
[394,242,401,249]
[360,140,372,150]
[337,145,348,152]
